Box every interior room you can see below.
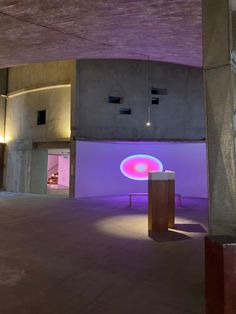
[47,149,70,196]
[0,0,235,313]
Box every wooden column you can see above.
[148,171,175,235]
[205,235,236,314]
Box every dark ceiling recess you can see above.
[119,108,131,115]
[151,88,168,95]
[152,98,159,105]
[109,96,122,104]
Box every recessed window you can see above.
[151,88,168,95]
[37,110,46,125]
[109,96,122,104]
[119,108,131,115]
[152,98,159,105]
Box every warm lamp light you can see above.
[4,135,10,143]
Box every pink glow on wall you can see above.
[120,154,163,180]
[58,155,70,187]
[75,141,208,198]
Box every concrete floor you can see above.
[47,184,69,196]
[0,193,208,314]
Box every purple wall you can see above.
[75,141,208,198]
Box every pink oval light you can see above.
[120,154,163,181]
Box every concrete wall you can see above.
[5,60,74,192]
[8,61,74,92]
[0,143,5,188]
[0,69,7,142]
[0,69,7,188]
[75,141,208,199]
[75,60,205,141]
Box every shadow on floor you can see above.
[148,230,192,242]
[174,223,207,233]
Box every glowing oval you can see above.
[120,154,163,181]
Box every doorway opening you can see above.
[47,148,70,196]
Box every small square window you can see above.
[119,108,131,115]
[152,98,159,105]
[151,88,168,95]
[109,96,122,104]
[37,110,46,125]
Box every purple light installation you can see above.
[120,154,163,181]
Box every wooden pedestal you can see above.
[148,171,175,234]
[205,236,236,314]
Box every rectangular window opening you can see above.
[151,88,168,95]
[152,98,159,105]
[119,108,131,115]
[37,110,46,125]
[109,96,122,104]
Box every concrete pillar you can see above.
[69,61,77,198]
[203,0,236,235]
[0,69,8,189]
[0,144,4,188]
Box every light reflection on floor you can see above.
[92,195,208,242]
[0,193,208,313]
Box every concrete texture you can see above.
[0,1,202,68]
[0,144,4,188]
[0,192,207,314]
[0,69,7,141]
[4,61,73,193]
[203,0,236,236]
[202,0,230,68]
[7,61,74,92]
[75,60,205,141]
[47,184,69,196]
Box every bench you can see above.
[129,192,182,207]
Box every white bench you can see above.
[129,192,182,207]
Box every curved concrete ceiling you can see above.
[0,0,202,68]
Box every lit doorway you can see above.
[47,149,70,196]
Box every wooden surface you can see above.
[148,179,175,233]
[129,192,181,208]
[205,236,236,314]
[168,180,175,229]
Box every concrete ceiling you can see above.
[0,0,202,68]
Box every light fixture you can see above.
[146,105,151,126]
[0,94,7,98]
[146,59,152,127]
